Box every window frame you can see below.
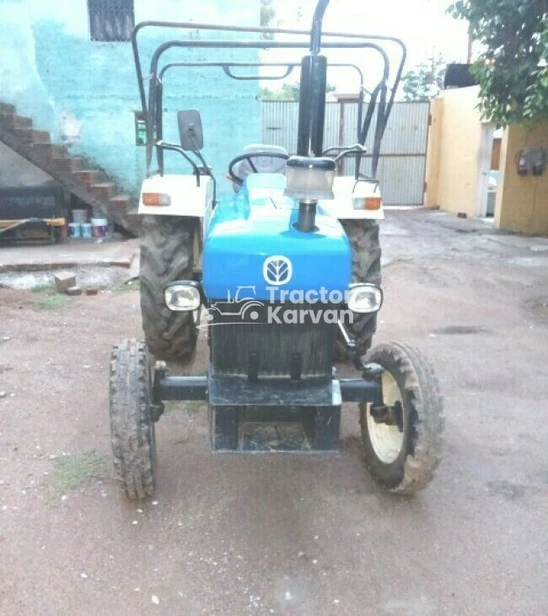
[87,0,136,43]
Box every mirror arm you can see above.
[156,141,201,186]
[186,129,210,172]
[185,130,216,190]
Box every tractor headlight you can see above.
[347,284,383,313]
[164,282,201,312]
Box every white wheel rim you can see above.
[366,369,405,464]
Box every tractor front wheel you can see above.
[109,339,156,500]
[360,343,444,494]
[140,215,198,361]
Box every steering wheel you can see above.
[228,152,290,186]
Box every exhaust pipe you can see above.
[296,0,331,158]
[292,0,332,232]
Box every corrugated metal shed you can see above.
[262,101,430,205]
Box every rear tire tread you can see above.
[140,216,198,360]
[341,219,381,355]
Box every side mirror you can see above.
[177,109,204,151]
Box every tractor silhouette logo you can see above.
[263,255,293,286]
[201,286,264,327]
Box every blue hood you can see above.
[202,174,352,302]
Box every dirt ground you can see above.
[1,209,547,615]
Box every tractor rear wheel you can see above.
[360,343,444,494]
[341,219,381,355]
[109,339,157,500]
[140,215,198,361]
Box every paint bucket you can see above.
[91,218,108,238]
[68,222,81,238]
[81,222,93,239]
[72,209,88,224]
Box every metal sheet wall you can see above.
[262,101,430,205]
[262,102,341,153]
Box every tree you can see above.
[261,83,300,101]
[450,0,548,125]
[260,81,336,101]
[401,55,446,102]
[260,0,276,39]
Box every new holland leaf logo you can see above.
[263,255,293,286]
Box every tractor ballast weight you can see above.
[109,0,444,500]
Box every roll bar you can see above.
[311,0,331,55]
[131,12,406,179]
[159,61,364,84]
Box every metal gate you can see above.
[262,101,430,205]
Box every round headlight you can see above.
[347,284,383,313]
[164,283,201,312]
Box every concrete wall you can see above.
[424,98,442,208]
[495,123,548,235]
[425,86,548,235]
[0,0,261,196]
[491,138,501,171]
[0,143,53,186]
[425,86,484,216]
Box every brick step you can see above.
[14,116,33,129]
[72,169,102,187]
[12,127,35,143]
[89,182,117,200]
[0,100,139,234]
[0,113,16,128]
[31,130,51,143]
[0,102,16,114]
[13,127,50,143]
[0,112,35,131]
[53,156,84,174]
[31,142,68,160]
[109,194,132,211]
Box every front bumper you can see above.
[153,370,382,453]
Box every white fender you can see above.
[138,174,213,220]
[320,176,385,220]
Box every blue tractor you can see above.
[109,0,444,499]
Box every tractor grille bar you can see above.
[209,302,338,378]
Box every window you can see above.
[88,0,135,42]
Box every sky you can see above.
[261,0,470,93]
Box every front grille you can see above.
[209,302,338,378]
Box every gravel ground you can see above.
[0,209,547,615]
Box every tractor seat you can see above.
[232,144,288,191]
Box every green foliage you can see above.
[261,82,301,101]
[402,55,447,102]
[260,0,276,39]
[31,283,54,294]
[163,400,204,415]
[32,282,69,310]
[450,0,548,125]
[261,81,335,101]
[112,279,140,294]
[46,451,108,500]
[185,400,204,415]
[260,0,275,27]
[35,292,69,311]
